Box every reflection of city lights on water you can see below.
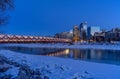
[65,49,69,54]
[45,49,70,56]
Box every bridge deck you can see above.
[0,34,72,43]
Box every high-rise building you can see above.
[80,22,87,32]
[87,26,101,40]
[73,26,80,42]
[79,22,87,40]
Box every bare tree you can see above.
[0,0,14,25]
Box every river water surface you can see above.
[1,46,120,65]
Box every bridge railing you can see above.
[0,34,72,43]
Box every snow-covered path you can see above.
[0,50,120,79]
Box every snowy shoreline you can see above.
[0,43,120,79]
[1,43,120,50]
[0,50,120,79]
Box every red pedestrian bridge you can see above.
[0,34,72,43]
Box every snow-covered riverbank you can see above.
[0,50,120,79]
[1,43,120,50]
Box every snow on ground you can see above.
[1,43,120,50]
[0,49,120,79]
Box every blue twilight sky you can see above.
[2,0,120,36]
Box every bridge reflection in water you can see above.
[44,49,70,56]
[1,46,120,65]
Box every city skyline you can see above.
[2,0,120,36]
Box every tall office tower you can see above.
[73,26,80,42]
[79,22,87,41]
[87,26,101,40]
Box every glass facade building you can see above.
[87,26,101,40]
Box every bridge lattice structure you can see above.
[0,34,72,43]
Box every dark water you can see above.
[1,46,120,65]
